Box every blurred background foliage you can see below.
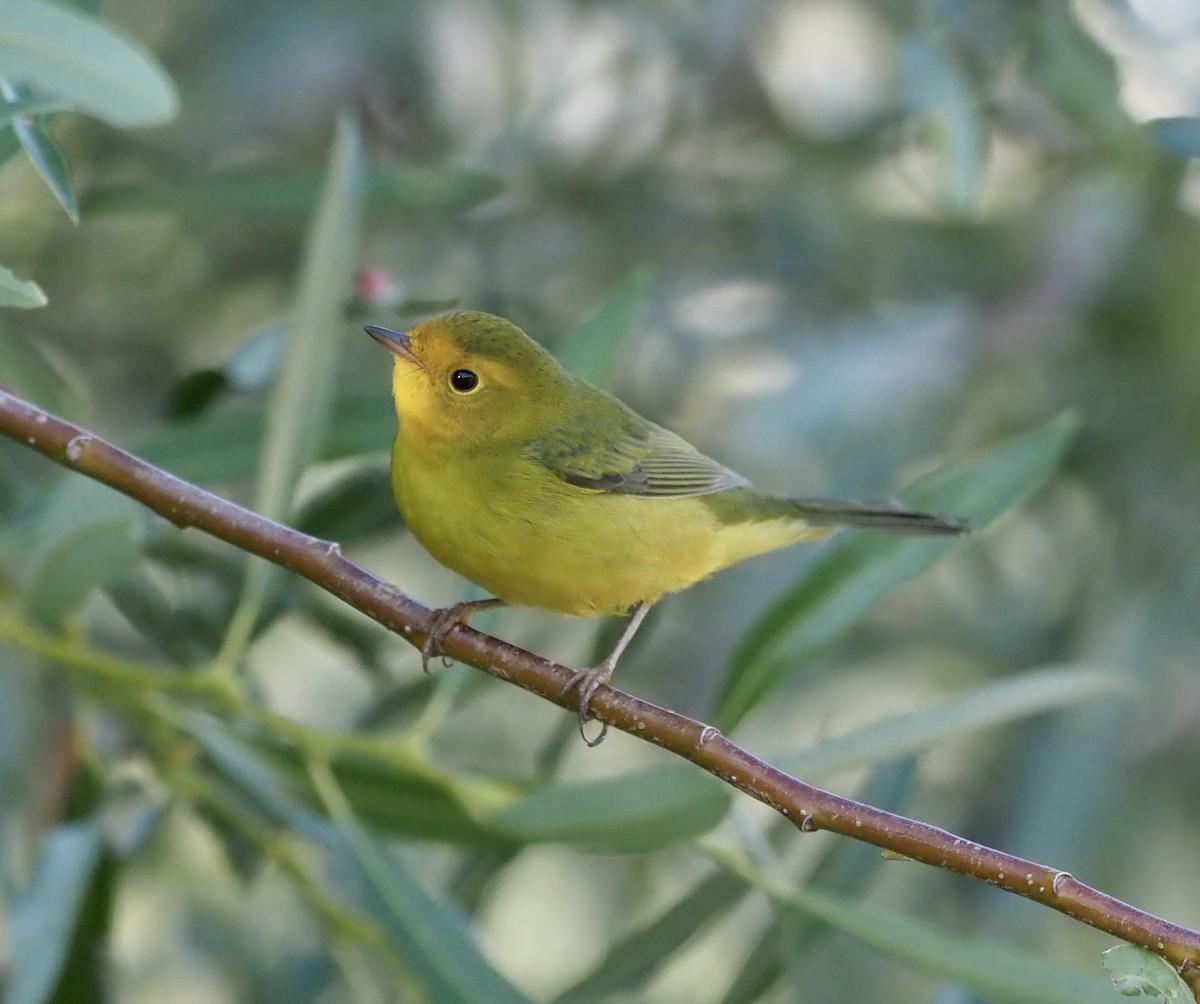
[2,0,1200,1001]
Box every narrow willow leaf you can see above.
[0,0,178,127]
[779,666,1128,779]
[219,114,365,663]
[310,761,535,1004]
[747,874,1116,1004]
[85,164,502,218]
[0,264,47,308]
[4,820,105,1004]
[487,764,730,853]
[187,712,521,846]
[715,412,1079,732]
[555,267,653,388]
[11,115,78,221]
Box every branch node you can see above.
[65,434,92,463]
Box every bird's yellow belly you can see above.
[391,440,730,616]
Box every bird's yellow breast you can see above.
[391,431,743,616]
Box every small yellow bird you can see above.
[368,311,965,743]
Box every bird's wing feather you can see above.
[525,397,748,498]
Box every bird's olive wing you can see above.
[526,411,749,497]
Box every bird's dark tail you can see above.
[789,497,969,536]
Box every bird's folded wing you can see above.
[526,415,749,497]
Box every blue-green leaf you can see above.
[0,264,47,308]
[11,115,77,221]
[0,0,178,127]
[3,820,105,1004]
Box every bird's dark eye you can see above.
[449,368,479,393]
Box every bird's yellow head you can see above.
[366,310,571,445]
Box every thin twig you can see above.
[1,385,1198,991]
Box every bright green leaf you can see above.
[0,0,178,127]
[715,412,1079,732]
[1101,945,1190,1000]
[0,264,47,308]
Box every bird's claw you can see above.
[563,664,613,747]
[420,605,471,673]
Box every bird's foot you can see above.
[420,598,506,673]
[562,662,615,747]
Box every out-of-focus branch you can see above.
[1,385,1198,992]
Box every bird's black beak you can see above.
[364,325,421,368]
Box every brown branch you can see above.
[2,384,1198,992]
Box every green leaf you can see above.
[715,412,1079,732]
[776,883,1118,1003]
[84,163,502,219]
[0,0,178,127]
[780,666,1128,779]
[554,869,746,1003]
[487,764,730,853]
[135,390,394,486]
[1025,5,1136,154]
[310,761,535,1004]
[555,267,653,388]
[3,819,106,1004]
[719,761,919,1004]
[0,264,47,308]
[294,462,399,542]
[1101,945,1191,1000]
[219,114,365,664]
[11,115,78,221]
[186,712,522,846]
[21,478,146,628]
[0,325,69,408]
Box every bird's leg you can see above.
[421,597,508,673]
[563,601,651,747]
